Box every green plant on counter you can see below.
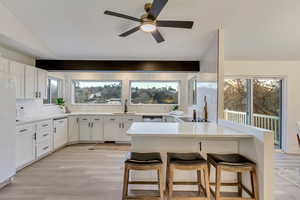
[172,105,179,111]
[55,98,65,108]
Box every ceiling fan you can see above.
[104,0,194,43]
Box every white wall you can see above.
[64,72,191,114]
[224,60,300,154]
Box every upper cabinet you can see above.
[24,65,48,99]
[0,57,10,73]
[24,65,37,99]
[10,61,25,99]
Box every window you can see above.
[224,78,283,149]
[44,77,63,104]
[130,81,179,105]
[72,80,122,104]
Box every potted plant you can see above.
[55,98,66,113]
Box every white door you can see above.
[0,57,10,73]
[37,69,48,99]
[91,116,104,141]
[103,116,121,141]
[24,65,37,99]
[53,118,67,149]
[79,117,91,141]
[10,61,25,99]
[16,128,36,169]
[68,116,79,143]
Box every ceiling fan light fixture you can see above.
[140,21,156,32]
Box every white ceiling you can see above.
[0,0,299,60]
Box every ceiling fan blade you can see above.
[157,20,194,29]
[104,10,141,22]
[148,0,168,19]
[151,29,165,43]
[119,26,140,37]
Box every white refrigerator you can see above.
[0,72,16,186]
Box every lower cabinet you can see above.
[79,116,104,141]
[103,115,142,142]
[68,116,79,143]
[53,118,68,150]
[16,124,36,169]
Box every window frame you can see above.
[71,79,123,105]
[44,76,63,105]
[129,80,180,106]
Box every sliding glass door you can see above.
[224,78,283,149]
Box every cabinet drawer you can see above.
[37,120,51,132]
[37,130,51,142]
[37,139,51,158]
[16,124,35,135]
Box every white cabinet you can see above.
[68,116,79,143]
[24,65,37,99]
[103,116,121,141]
[10,61,25,99]
[91,116,104,141]
[36,120,52,158]
[24,65,48,99]
[53,118,68,150]
[79,117,91,141]
[16,124,36,169]
[0,57,10,73]
[36,68,48,99]
[103,115,142,142]
[79,116,104,141]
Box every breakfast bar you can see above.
[127,120,274,200]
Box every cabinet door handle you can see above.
[91,122,94,128]
[88,122,91,127]
[43,133,49,137]
[199,142,202,152]
[76,118,79,123]
[54,128,56,133]
[35,92,38,98]
[110,119,115,121]
[42,124,49,127]
[94,119,100,121]
[19,129,28,133]
[43,146,49,150]
[119,123,121,128]
[122,122,125,129]
[38,92,41,98]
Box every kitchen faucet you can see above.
[124,99,128,113]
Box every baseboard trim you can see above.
[0,177,14,190]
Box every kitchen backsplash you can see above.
[16,99,63,119]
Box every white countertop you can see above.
[16,112,178,126]
[127,122,253,138]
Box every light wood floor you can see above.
[0,144,299,200]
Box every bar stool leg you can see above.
[238,172,242,197]
[158,166,164,200]
[122,164,130,200]
[215,166,221,200]
[197,170,202,195]
[204,166,211,200]
[251,169,259,200]
[168,165,174,200]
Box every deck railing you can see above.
[224,109,280,145]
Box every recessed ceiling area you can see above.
[0,0,299,60]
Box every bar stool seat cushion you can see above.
[207,153,255,166]
[167,152,206,165]
[125,152,162,164]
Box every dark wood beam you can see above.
[36,60,200,72]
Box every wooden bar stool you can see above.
[166,152,211,200]
[122,152,164,200]
[207,153,259,200]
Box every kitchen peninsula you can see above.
[127,120,274,200]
